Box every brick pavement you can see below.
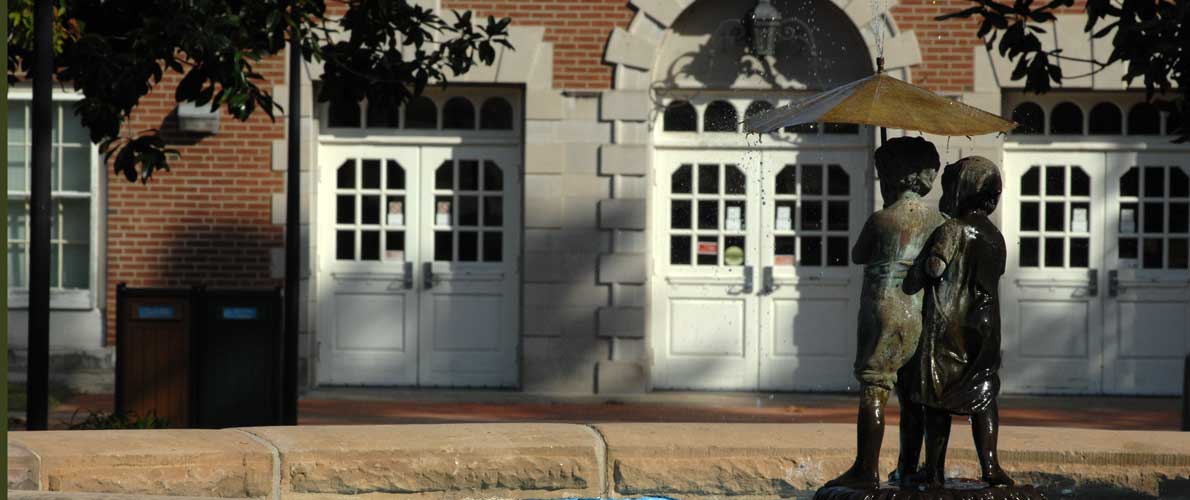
[14,390,1181,431]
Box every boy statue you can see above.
[825,136,946,490]
[901,156,1013,487]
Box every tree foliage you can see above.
[7,0,512,182]
[939,0,1186,142]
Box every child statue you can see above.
[825,136,946,490]
[901,156,1013,487]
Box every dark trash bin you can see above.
[116,284,286,428]
[115,285,196,427]
[193,288,284,429]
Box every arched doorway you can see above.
[639,0,893,391]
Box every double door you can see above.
[1002,150,1190,395]
[316,144,520,387]
[650,149,866,391]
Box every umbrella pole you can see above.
[876,56,887,147]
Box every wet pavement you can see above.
[15,388,1181,431]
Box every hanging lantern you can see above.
[750,0,782,57]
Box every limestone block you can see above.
[528,42,554,90]
[526,90,566,121]
[596,361,648,393]
[600,144,649,176]
[599,254,647,284]
[525,196,563,228]
[599,199,647,230]
[605,28,657,71]
[524,283,610,307]
[629,0,687,27]
[522,337,604,393]
[614,230,648,253]
[524,305,598,338]
[597,307,645,338]
[8,442,38,490]
[11,493,229,500]
[497,26,546,84]
[613,284,647,308]
[881,32,922,71]
[562,196,602,228]
[8,430,274,498]
[241,424,603,498]
[525,144,566,174]
[596,423,1190,499]
[566,143,601,175]
[601,91,651,122]
[270,192,309,225]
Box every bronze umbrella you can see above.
[743,72,1015,137]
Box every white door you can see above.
[316,144,520,387]
[650,149,866,391]
[318,146,422,385]
[1001,153,1105,394]
[1104,154,1190,395]
[759,151,866,391]
[1003,150,1190,395]
[418,146,521,387]
[650,151,762,389]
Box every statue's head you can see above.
[939,156,1002,218]
[874,136,939,204]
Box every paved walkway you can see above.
[15,388,1183,431]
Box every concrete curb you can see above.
[8,423,1190,499]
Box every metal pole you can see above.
[26,0,54,431]
[282,19,302,426]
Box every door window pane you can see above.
[723,236,746,266]
[458,231,479,262]
[1045,238,1064,267]
[1045,166,1065,196]
[827,165,849,195]
[385,231,404,261]
[672,165,692,193]
[336,231,354,260]
[436,161,454,189]
[1170,203,1189,233]
[670,235,691,265]
[1143,202,1163,233]
[1120,167,1139,197]
[483,232,503,262]
[725,165,746,194]
[1021,167,1040,195]
[775,165,796,194]
[459,160,479,191]
[1071,167,1090,196]
[1144,166,1164,197]
[483,197,503,227]
[1069,238,1089,268]
[360,231,380,260]
[337,196,354,224]
[361,195,381,224]
[802,164,823,195]
[459,196,479,226]
[387,160,405,190]
[1142,239,1163,268]
[1021,202,1039,231]
[337,160,355,189]
[434,232,453,261]
[775,237,796,265]
[1172,167,1189,197]
[827,201,848,231]
[801,236,822,266]
[697,236,718,265]
[61,146,90,191]
[1045,201,1064,231]
[698,200,718,230]
[671,200,692,229]
[827,237,848,266]
[484,161,503,191]
[1169,239,1188,269]
[801,201,822,230]
[1019,237,1039,267]
[362,160,381,189]
[698,164,718,194]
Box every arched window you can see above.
[443,97,476,130]
[744,100,774,121]
[703,101,739,132]
[480,97,514,130]
[1088,102,1122,135]
[328,97,361,128]
[1011,102,1044,135]
[1128,102,1160,135]
[1050,102,1083,135]
[405,97,437,129]
[365,99,399,128]
[663,101,697,132]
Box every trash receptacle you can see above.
[193,288,284,428]
[115,284,196,427]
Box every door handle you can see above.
[743,266,754,294]
[762,266,777,295]
[1088,268,1099,297]
[403,262,414,290]
[1108,270,1119,297]
[423,262,435,289]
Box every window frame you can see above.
[7,88,103,310]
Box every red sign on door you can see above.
[697,241,718,255]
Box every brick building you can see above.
[8,0,1188,396]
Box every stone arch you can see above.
[605,0,921,93]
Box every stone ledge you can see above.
[8,423,1190,500]
[241,423,604,499]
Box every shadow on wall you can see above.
[647,0,873,124]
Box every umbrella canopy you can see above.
[743,73,1016,136]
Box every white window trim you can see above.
[7,88,102,311]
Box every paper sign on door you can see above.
[775,255,795,266]
[1120,208,1136,233]
[1070,207,1088,233]
[436,201,451,226]
[725,206,743,231]
[697,241,718,256]
[776,206,792,230]
[387,201,404,226]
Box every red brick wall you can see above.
[891,0,983,93]
[104,58,286,344]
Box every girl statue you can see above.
[901,156,1014,487]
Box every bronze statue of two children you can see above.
[826,137,1012,491]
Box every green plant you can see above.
[65,409,171,430]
